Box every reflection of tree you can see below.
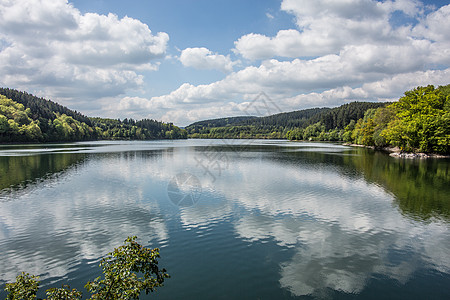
[0,153,87,196]
[276,146,450,222]
[343,150,450,222]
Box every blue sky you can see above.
[1,0,449,126]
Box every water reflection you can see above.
[0,153,87,199]
[0,140,448,299]
[344,151,450,222]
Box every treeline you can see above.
[288,85,450,154]
[186,102,387,139]
[90,117,187,140]
[0,88,187,143]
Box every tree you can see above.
[4,237,169,300]
[381,85,449,153]
[46,285,82,300]
[5,273,39,300]
[85,236,169,299]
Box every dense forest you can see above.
[186,102,387,139]
[0,88,187,143]
[340,85,450,154]
[186,84,449,154]
[286,85,449,154]
[2,85,448,153]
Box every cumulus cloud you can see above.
[179,47,238,72]
[143,0,449,125]
[0,0,169,103]
[234,0,429,60]
[103,65,449,126]
[1,0,448,126]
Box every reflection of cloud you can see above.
[212,151,450,297]
[1,141,449,298]
[0,153,170,283]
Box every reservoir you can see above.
[0,140,449,299]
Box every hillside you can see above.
[186,102,387,139]
[0,88,187,143]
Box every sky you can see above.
[0,0,449,126]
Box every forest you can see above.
[186,102,387,139]
[2,85,448,154]
[340,85,450,154]
[285,85,450,154]
[0,88,187,143]
[186,85,449,154]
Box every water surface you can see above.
[0,140,449,299]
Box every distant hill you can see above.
[188,116,257,129]
[185,102,388,139]
[0,88,187,143]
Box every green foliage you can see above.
[46,285,82,300]
[342,120,356,142]
[85,236,169,300]
[4,237,169,300]
[0,89,187,143]
[329,85,450,154]
[5,273,40,300]
[286,128,304,140]
[352,109,377,146]
[381,85,449,153]
[187,102,387,139]
[0,95,43,142]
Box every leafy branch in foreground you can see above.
[85,236,169,299]
[4,236,169,300]
[5,273,39,300]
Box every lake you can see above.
[0,139,449,299]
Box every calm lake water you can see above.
[0,139,449,299]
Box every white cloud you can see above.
[179,47,237,73]
[234,0,429,60]
[102,63,449,126]
[1,0,448,126]
[266,12,275,20]
[144,0,449,125]
[0,0,169,103]
[413,4,450,43]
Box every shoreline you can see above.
[344,143,450,159]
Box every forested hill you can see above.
[186,102,387,139]
[0,88,187,143]
[188,116,257,128]
[0,88,92,125]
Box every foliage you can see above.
[85,236,169,299]
[187,116,257,129]
[46,285,82,300]
[0,95,43,142]
[344,85,449,154]
[5,273,40,300]
[187,102,386,139]
[0,89,187,143]
[4,237,169,300]
[381,85,449,153]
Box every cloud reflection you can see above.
[0,141,448,299]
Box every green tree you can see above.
[5,273,40,300]
[381,85,449,153]
[46,285,82,300]
[85,236,169,299]
[4,237,169,300]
